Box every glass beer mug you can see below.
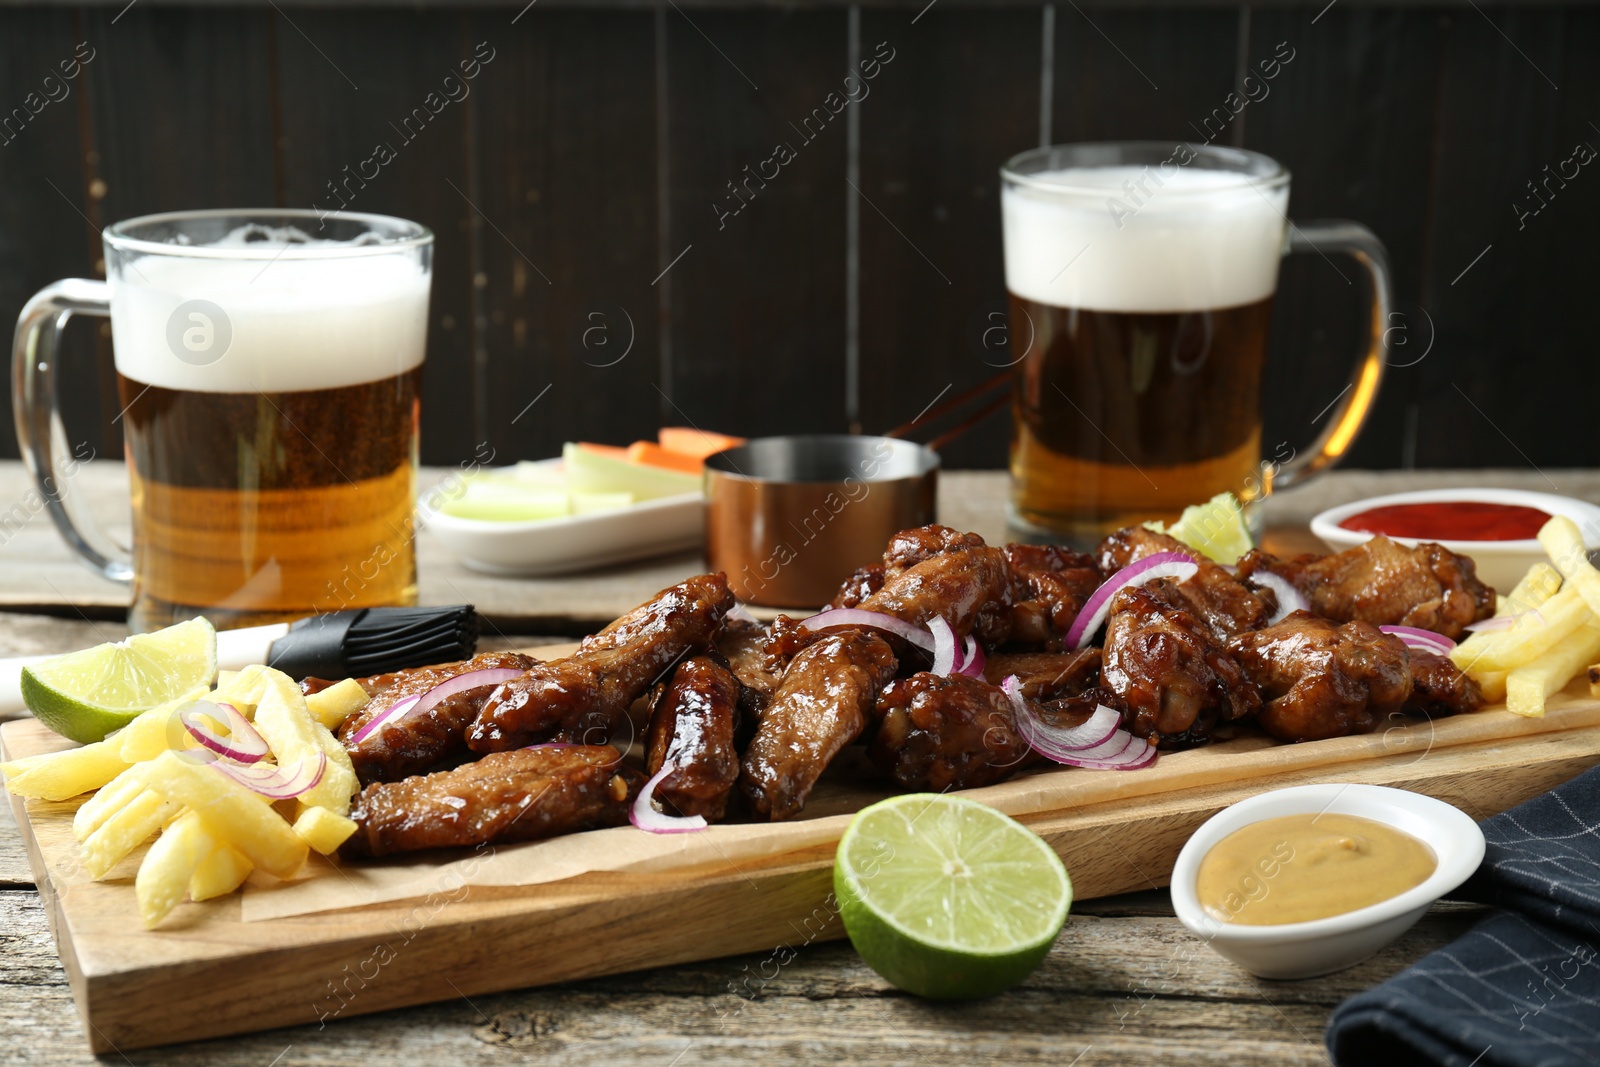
[1001,142,1392,545]
[12,209,433,631]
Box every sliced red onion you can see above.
[1065,551,1199,650]
[1379,625,1456,655]
[179,700,268,764]
[207,751,328,800]
[1464,610,1543,634]
[799,608,935,651]
[1247,571,1309,625]
[956,636,986,679]
[929,617,959,676]
[630,761,707,833]
[1000,676,1155,770]
[349,667,527,746]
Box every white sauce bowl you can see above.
[1170,784,1485,980]
[1309,487,1600,593]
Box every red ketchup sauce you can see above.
[1338,501,1552,541]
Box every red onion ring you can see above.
[179,700,268,764]
[1246,571,1309,625]
[799,608,936,651]
[349,667,527,746]
[1000,677,1155,769]
[929,617,959,676]
[206,751,328,800]
[630,761,708,833]
[1066,551,1199,650]
[957,636,986,679]
[1378,625,1456,655]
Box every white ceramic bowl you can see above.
[424,492,704,576]
[1309,487,1600,592]
[1170,784,1485,980]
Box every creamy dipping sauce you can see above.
[1196,813,1436,925]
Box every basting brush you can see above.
[0,605,480,715]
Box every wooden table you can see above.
[2,462,1593,1065]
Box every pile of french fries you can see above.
[0,665,370,927]
[1451,515,1600,717]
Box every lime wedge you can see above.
[1150,491,1253,564]
[20,617,218,744]
[834,793,1071,999]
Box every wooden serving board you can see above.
[6,643,1600,1053]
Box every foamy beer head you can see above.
[98,210,434,630]
[1001,145,1289,314]
[107,217,430,393]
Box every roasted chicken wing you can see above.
[1226,611,1412,742]
[1097,527,1274,639]
[869,673,1036,791]
[739,630,897,821]
[983,649,1102,700]
[1101,586,1261,747]
[1406,647,1485,717]
[827,564,886,609]
[339,651,542,785]
[646,655,742,820]
[1002,544,1104,650]
[341,745,641,858]
[468,573,734,752]
[1237,536,1494,640]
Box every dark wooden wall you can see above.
[1,1,1594,473]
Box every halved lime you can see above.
[1151,492,1253,564]
[834,793,1072,999]
[20,617,218,744]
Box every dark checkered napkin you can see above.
[1326,766,1600,1067]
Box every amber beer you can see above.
[1001,147,1290,544]
[106,219,431,628]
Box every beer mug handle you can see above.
[1267,220,1393,493]
[11,279,134,583]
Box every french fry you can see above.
[293,805,357,855]
[1474,670,1508,704]
[138,751,307,878]
[81,788,179,879]
[305,678,370,731]
[211,664,271,717]
[189,842,253,902]
[73,766,148,841]
[1506,622,1600,717]
[1450,587,1600,674]
[1538,516,1600,618]
[135,810,213,928]
[252,671,358,818]
[0,738,130,801]
[117,685,212,763]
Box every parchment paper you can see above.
[238,696,1600,922]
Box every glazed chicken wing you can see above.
[468,573,734,752]
[1237,536,1494,640]
[339,651,541,785]
[869,673,1035,791]
[1097,527,1274,639]
[341,745,641,858]
[1101,586,1261,747]
[739,630,897,821]
[826,563,886,609]
[646,655,742,820]
[1002,544,1104,650]
[1406,647,1485,717]
[1226,611,1412,742]
[983,649,1102,700]
[856,541,1011,644]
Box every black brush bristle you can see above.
[266,605,479,679]
[341,606,480,675]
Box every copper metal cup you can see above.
[704,435,939,608]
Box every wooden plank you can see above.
[469,8,662,459]
[1420,6,1593,468]
[272,8,480,465]
[0,11,108,463]
[662,6,850,438]
[5,683,1598,1051]
[855,7,1038,469]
